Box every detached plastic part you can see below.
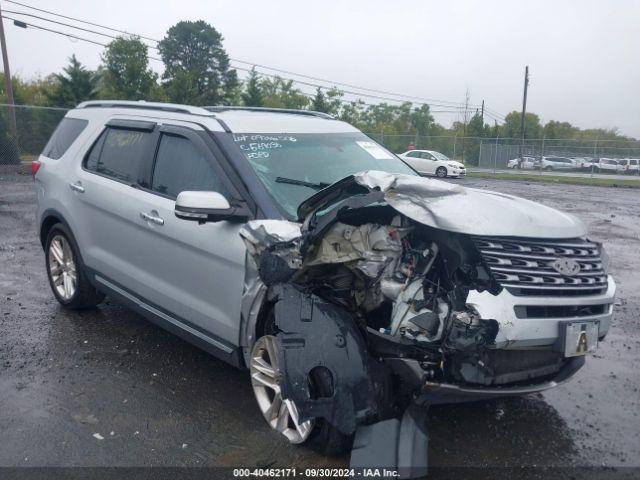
[350,405,429,479]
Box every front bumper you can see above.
[466,275,616,348]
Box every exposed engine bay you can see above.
[242,210,502,389]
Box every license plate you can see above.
[562,321,599,357]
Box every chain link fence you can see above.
[1,104,67,165]
[369,133,640,178]
[2,104,639,181]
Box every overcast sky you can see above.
[2,0,639,138]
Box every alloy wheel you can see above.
[250,335,314,444]
[48,235,77,301]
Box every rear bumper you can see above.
[466,275,616,348]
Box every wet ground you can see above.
[1,172,639,476]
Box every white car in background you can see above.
[398,149,466,178]
[507,156,536,169]
[618,158,639,175]
[536,156,577,171]
[595,158,623,174]
[578,157,599,171]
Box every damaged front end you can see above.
[239,171,610,453]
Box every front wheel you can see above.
[544,166,553,171]
[45,224,105,309]
[436,166,448,178]
[250,335,352,454]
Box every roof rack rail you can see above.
[204,106,334,120]
[76,100,215,116]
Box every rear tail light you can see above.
[31,160,41,179]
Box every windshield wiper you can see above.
[275,177,331,191]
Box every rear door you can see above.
[422,152,439,174]
[402,151,425,172]
[129,123,248,344]
[71,119,159,289]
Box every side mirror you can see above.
[175,191,251,223]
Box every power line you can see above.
[2,8,135,41]
[2,14,109,47]
[4,0,494,113]
[7,11,475,112]
[3,0,158,42]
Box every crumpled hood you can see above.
[298,170,586,238]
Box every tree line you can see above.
[1,19,636,164]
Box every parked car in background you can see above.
[577,157,599,171]
[595,158,623,174]
[507,156,536,169]
[535,156,577,171]
[618,158,639,175]
[398,149,466,177]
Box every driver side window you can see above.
[151,134,227,199]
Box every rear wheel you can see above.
[45,224,104,309]
[250,334,352,454]
[436,166,447,178]
[544,166,553,171]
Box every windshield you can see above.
[431,151,450,161]
[232,132,417,218]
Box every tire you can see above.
[45,223,105,309]
[436,166,447,178]
[544,166,553,171]
[250,330,352,455]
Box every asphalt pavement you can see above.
[1,172,638,478]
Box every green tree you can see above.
[501,111,542,139]
[46,55,97,107]
[261,77,309,109]
[100,37,161,100]
[311,87,343,115]
[410,104,434,137]
[158,20,239,105]
[543,120,578,139]
[311,87,328,112]
[241,67,263,107]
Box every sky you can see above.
[1,0,639,138]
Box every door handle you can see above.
[69,182,85,193]
[140,211,165,226]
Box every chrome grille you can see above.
[474,236,608,295]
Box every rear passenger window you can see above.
[151,134,226,199]
[85,128,152,183]
[42,118,88,160]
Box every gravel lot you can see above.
[1,172,638,477]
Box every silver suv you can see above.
[35,101,615,468]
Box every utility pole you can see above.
[481,99,484,122]
[0,2,18,137]
[518,66,529,161]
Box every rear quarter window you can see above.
[41,117,88,160]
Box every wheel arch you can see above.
[40,209,68,249]
[39,210,87,267]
